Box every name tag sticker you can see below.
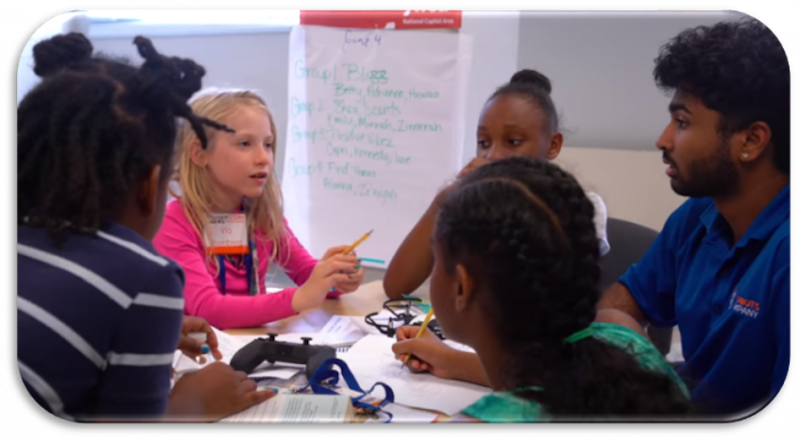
[206,213,249,255]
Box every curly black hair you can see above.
[435,157,692,420]
[653,18,789,174]
[488,69,559,133]
[18,33,233,245]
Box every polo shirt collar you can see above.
[699,184,789,248]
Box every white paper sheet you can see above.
[338,335,490,415]
[317,315,369,347]
[363,403,439,424]
[219,394,350,423]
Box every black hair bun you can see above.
[510,69,552,94]
[133,35,207,103]
[32,32,93,77]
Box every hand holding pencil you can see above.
[292,231,371,312]
[327,230,371,294]
[391,316,462,380]
[402,308,436,367]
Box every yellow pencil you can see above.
[343,229,373,255]
[402,308,435,366]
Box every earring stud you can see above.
[742,153,750,160]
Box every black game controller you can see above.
[229,333,336,378]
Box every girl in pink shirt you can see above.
[154,89,364,329]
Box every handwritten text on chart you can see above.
[287,157,410,179]
[342,29,382,52]
[293,60,390,86]
[289,118,442,141]
[287,58,446,203]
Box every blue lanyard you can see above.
[299,358,395,423]
[216,238,256,296]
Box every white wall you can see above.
[88,33,292,183]
[554,147,686,231]
[516,11,745,150]
[513,11,745,231]
[89,33,291,204]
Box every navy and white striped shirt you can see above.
[17,221,185,421]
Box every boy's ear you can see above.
[734,121,772,166]
[138,165,161,217]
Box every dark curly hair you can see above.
[488,69,559,133]
[18,33,233,245]
[653,18,789,174]
[434,157,692,420]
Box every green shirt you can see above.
[461,322,689,423]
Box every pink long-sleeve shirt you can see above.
[153,199,341,329]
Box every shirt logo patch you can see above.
[728,288,760,318]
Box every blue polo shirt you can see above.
[619,185,789,416]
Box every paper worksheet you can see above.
[363,403,439,424]
[338,335,490,415]
[219,393,351,423]
[329,384,439,423]
[317,315,370,346]
[214,326,251,359]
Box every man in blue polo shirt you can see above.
[598,18,789,417]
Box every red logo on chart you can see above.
[300,10,463,29]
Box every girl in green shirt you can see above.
[392,157,691,422]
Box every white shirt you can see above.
[585,191,610,256]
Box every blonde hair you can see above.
[172,88,287,273]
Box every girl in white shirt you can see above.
[384,69,609,299]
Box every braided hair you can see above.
[18,33,232,245]
[435,157,691,420]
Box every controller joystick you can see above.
[230,334,336,378]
